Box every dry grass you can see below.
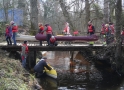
[0,49,43,90]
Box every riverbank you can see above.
[0,49,43,90]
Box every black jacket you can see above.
[34,59,51,73]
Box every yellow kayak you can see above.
[44,64,57,79]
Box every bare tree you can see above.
[103,0,109,23]
[18,0,29,27]
[58,0,75,31]
[3,0,9,22]
[30,0,38,33]
[115,0,122,72]
[85,0,90,27]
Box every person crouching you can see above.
[50,36,58,46]
[34,57,52,78]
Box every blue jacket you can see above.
[34,59,51,73]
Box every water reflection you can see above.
[39,51,124,90]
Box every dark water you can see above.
[39,51,124,90]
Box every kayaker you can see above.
[34,57,52,78]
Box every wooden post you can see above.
[26,51,36,69]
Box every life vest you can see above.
[5,27,9,36]
[105,27,110,33]
[64,26,67,32]
[12,25,18,32]
[39,26,44,34]
[101,27,106,34]
[121,31,124,35]
[46,26,52,34]
[64,26,70,34]
[109,25,114,34]
[50,38,56,43]
[88,25,93,33]
[73,31,79,35]
[22,44,29,54]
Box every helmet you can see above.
[66,22,69,26]
[10,21,14,25]
[105,24,109,27]
[42,57,47,59]
[51,36,55,39]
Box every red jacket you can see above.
[88,25,93,33]
[101,27,106,34]
[105,27,109,32]
[22,44,29,53]
[12,24,18,32]
[109,25,115,34]
[64,26,67,32]
[39,26,44,34]
[5,27,9,36]
[50,38,56,43]
[121,31,124,35]
[46,26,52,34]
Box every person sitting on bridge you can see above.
[21,41,29,68]
[50,36,58,46]
[34,57,52,78]
[5,24,12,45]
[41,24,53,46]
[38,23,44,46]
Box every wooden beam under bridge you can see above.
[0,46,106,51]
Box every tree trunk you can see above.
[115,0,122,73]
[59,0,75,31]
[30,0,38,34]
[3,0,8,22]
[103,0,109,23]
[85,0,90,29]
[18,0,28,27]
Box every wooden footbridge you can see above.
[0,44,105,51]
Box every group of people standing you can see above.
[5,21,18,46]
[38,23,57,46]
[100,22,115,45]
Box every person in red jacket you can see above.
[21,41,29,68]
[109,22,115,35]
[63,22,70,35]
[121,29,124,35]
[5,24,12,45]
[87,21,95,36]
[87,21,95,45]
[41,24,52,46]
[38,23,44,46]
[50,36,58,46]
[100,24,106,44]
[10,21,18,45]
